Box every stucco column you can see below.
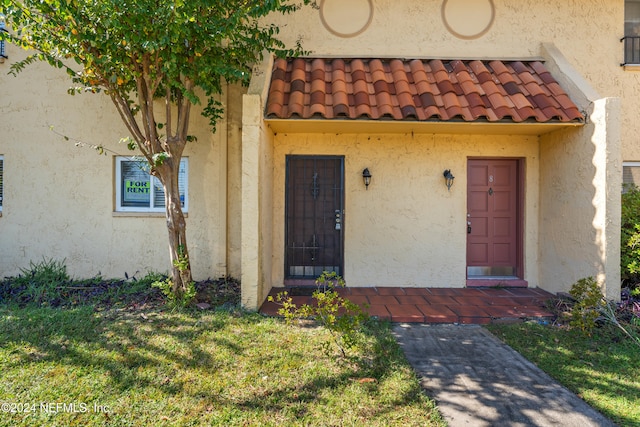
[241,94,262,309]
[591,97,622,300]
[240,53,276,310]
[540,43,621,300]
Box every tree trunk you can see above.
[160,158,192,298]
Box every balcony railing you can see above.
[622,36,640,65]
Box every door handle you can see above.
[335,210,341,230]
[467,221,472,234]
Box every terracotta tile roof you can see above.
[266,58,584,123]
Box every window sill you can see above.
[622,64,640,71]
[112,211,188,218]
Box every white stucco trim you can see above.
[541,42,601,108]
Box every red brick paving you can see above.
[366,304,391,321]
[459,316,492,325]
[403,288,432,296]
[418,304,459,323]
[345,295,369,306]
[395,295,428,305]
[368,295,400,305]
[261,287,555,325]
[451,296,491,306]
[447,304,492,318]
[427,288,463,296]
[376,287,407,296]
[423,295,459,305]
[386,304,425,323]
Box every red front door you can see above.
[467,159,521,279]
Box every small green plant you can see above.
[133,271,169,287]
[12,258,70,306]
[269,271,369,357]
[568,277,604,335]
[152,278,196,310]
[152,246,197,309]
[173,244,190,272]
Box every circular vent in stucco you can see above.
[442,0,495,40]
[320,0,373,38]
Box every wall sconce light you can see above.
[362,168,372,190]
[443,169,455,191]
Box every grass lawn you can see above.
[487,322,640,427]
[0,305,444,427]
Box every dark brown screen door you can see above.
[467,159,520,278]
[285,156,344,278]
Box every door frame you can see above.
[466,157,526,284]
[284,155,345,284]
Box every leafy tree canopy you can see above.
[2,0,305,138]
[0,0,309,297]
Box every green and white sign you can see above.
[124,180,150,203]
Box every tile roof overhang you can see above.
[265,57,585,135]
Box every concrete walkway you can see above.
[392,324,616,427]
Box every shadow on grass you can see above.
[0,305,442,426]
[2,306,251,391]
[487,323,640,427]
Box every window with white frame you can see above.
[115,157,188,212]
[0,155,3,212]
[623,161,640,192]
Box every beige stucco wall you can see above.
[269,133,540,289]
[539,98,622,300]
[0,54,233,280]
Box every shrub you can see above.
[0,262,167,307]
[569,277,604,335]
[150,245,197,309]
[621,185,640,283]
[152,278,196,310]
[0,260,243,309]
[4,258,70,306]
[269,271,369,358]
[567,277,640,349]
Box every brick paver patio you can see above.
[260,287,555,324]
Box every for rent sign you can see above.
[124,180,150,203]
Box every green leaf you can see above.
[152,152,169,166]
